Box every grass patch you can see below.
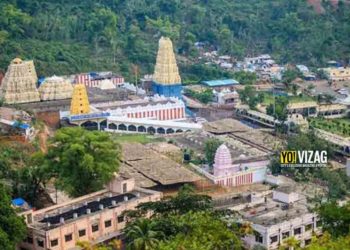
[309,118,350,137]
[111,133,165,144]
[261,92,315,105]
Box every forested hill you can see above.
[0,0,350,80]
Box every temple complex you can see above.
[38,76,73,101]
[0,58,40,104]
[70,84,90,115]
[152,37,182,98]
[191,143,268,187]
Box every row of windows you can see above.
[269,223,315,244]
[254,222,318,245]
[50,219,116,247]
[25,217,125,248]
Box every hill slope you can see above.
[0,0,349,80]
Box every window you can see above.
[270,235,278,244]
[105,220,112,228]
[26,214,33,224]
[294,227,302,235]
[79,229,86,237]
[65,234,72,242]
[255,232,263,243]
[92,224,99,232]
[316,220,322,228]
[123,183,127,193]
[282,231,290,239]
[51,239,58,247]
[305,223,313,231]
[305,238,312,245]
[26,237,34,244]
[37,239,44,247]
[117,215,124,223]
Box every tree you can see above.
[47,127,121,197]
[0,142,52,207]
[279,236,300,250]
[239,86,261,109]
[233,71,257,85]
[123,185,242,249]
[124,218,164,250]
[17,152,54,207]
[0,184,27,250]
[266,96,289,124]
[157,212,243,250]
[204,138,221,167]
[287,131,334,157]
[304,232,350,250]
[137,184,212,216]
[317,202,350,237]
[282,69,302,87]
[316,69,329,80]
[291,84,299,96]
[77,239,122,250]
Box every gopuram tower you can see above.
[70,84,90,115]
[0,58,40,104]
[152,37,182,98]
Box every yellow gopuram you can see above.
[70,84,90,115]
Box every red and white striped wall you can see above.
[215,172,254,187]
[75,74,124,88]
[126,107,185,120]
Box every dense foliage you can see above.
[239,86,264,109]
[1,0,350,80]
[0,184,27,250]
[123,185,243,250]
[318,202,350,238]
[204,138,222,167]
[0,127,122,205]
[47,127,121,197]
[268,131,350,199]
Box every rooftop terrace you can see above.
[31,189,147,230]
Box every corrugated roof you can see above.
[202,79,239,87]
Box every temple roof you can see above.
[213,144,232,169]
[99,79,116,90]
[39,75,73,101]
[153,37,181,85]
[0,58,40,104]
[70,84,90,115]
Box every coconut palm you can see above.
[239,222,254,236]
[279,236,300,250]
[124,218,164,250]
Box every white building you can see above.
[240,186,322,249]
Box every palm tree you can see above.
[239,222,254,236]
[279,236,300,250]
[124,218,164,250]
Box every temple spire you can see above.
[70,84,90,115]
[153,37,181,85]
[0,58,40,104]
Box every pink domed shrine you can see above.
[206,144,269,187]
[213,144,240,177]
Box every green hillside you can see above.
[0,0,350,80]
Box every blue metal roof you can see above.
[12,121,30,130]
[202,79,239,87]
[12,198,26,206]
